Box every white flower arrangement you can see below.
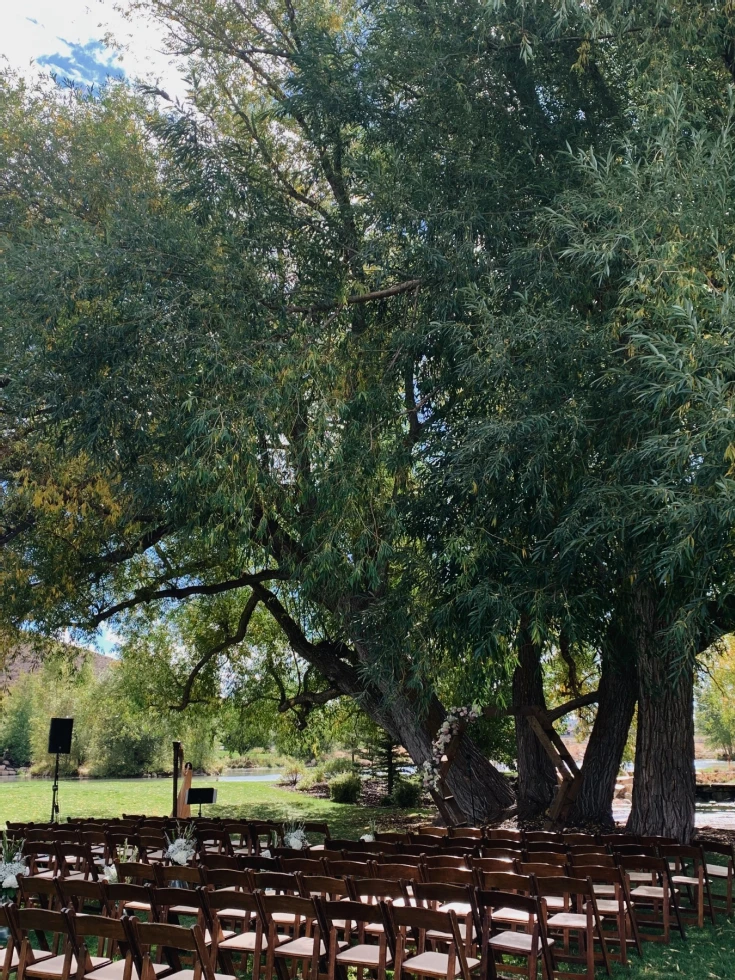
[164,822,196,866]
[0,832,27,892]
[422,704,482,790]
[101,864,118,883]
[282,823,309,851]
[360,820,378,843]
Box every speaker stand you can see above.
[50,751,61,823]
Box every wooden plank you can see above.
[527,716,576,782]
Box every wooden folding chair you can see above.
[618,856,686,944]
[123,917,234,980]
[697,838,735,916]
[257,893,336,980]
[568,865,641,965]
[535,875,611,980]
[660,844,715,928]
[413,883,479,957]
[477,889,554,980]
[16,907,110,980]
[321,898,393,980]
[64,908,167,980]
[390,904,481,980]
[0,903,52,980]
[197,887,262,978]
[423,857,470,872]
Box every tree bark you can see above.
[566,649,637,828]
[513,629,557,821]
[626,591,695,842]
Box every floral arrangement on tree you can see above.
[282,823,309,851]
[0,832,27,894]
[164,822,196,866]
[421,704,481,790]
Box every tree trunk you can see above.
[626,591,695,842]
[566,650,637,828]
[513,630,557,821]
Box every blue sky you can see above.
[2,2,185,95]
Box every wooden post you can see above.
[172,741,181,818]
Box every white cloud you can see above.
[1,0,187,98]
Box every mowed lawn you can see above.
[2,777,735,978]
[0,774,426,839]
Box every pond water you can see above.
[217,769,281,782]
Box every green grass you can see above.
[608,919,735,979]
[0,774,427,838]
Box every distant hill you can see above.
[0,641,115,691]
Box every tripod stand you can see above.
[50,751,61,823]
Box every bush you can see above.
[278,763,305,787]
[329,772,362,803]
[323,757,356,778]
[391,778,422,808]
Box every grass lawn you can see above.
[2,776,734,978]
[0,774,428,838]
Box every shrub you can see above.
[323,757,356,778]
[391,778,422,808]
[278,763,305,787]
[329,772,362,804]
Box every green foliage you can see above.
[698,640,735,761]
[0,678,32,766]
[329,772,362,804]
[322,757,356,778]
[390,778,422,809]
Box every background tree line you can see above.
[3,0,735,839]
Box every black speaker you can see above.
[186,787,217,805]
[48,717,74,754]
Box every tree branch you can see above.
[169,592,260,710]
[88,568,287,626]
[284,279,422,314]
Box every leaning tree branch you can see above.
[277,686,342,713]
[88,568,287,626]
[170,592,260,711]
[283,279,422,315]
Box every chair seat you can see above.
[166,971,235,980]
[630,886,669,899]
[123,902,151,912]
[706,864,731,879]
[169,905,199,917]
[488,932,553,954]
[490,907,536,927]
[217,908,256,921]
[275,937,346,958]
[547,912,587,930]
[671,875,701,887]
[26,955,110,977]
[594,899,624,915]
[437,902,472,917]
[592,884,616,897]
[86,959,170,980]
[402,951,480,976]
[336,944,393,968]
[221,931,286,952]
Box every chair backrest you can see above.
[375,832,407,844]
[562,833,597,846]
[65,907,127,944]
[441,839,479,853]
[525,841,567,855]
[417,826,449,837]
[280,857,326,876]
[56,842,100,879]
[423,854,470,870]
[348,876,408,903]
[391,903,471,978]
[115,862,157,884]
[479,847,522,862]
[450,827,483,840]
[297,874,349,899]
[154,865,203,887]
[238,855,281,873]
[321,898,395,957]
[378,853,424,867]
[524,831,562,843]
[106,882,153,916]
[659,844,705,868]
[414,881,480,937]
[477,870,532,893]
[204,887,259,915]
[125,916,215,980]
[369,862,422,882]
[536,875,596,904]
[485,829,523,842]
[18,873,60,908]
[56,876,110,914]
[699,839,735,863]
[422,866,475,886]
[200,867,251,891]
[17,907,68,961]
[257,893,317,934]
[324,859,373,878]
[473,858,517,876]
[516,862,567,878]
[250,871,298,894]
[301,822,331,841]
[199,854,240,871]
[569,844,609,857]
[522,850,567,867]
[570,853,615,868]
